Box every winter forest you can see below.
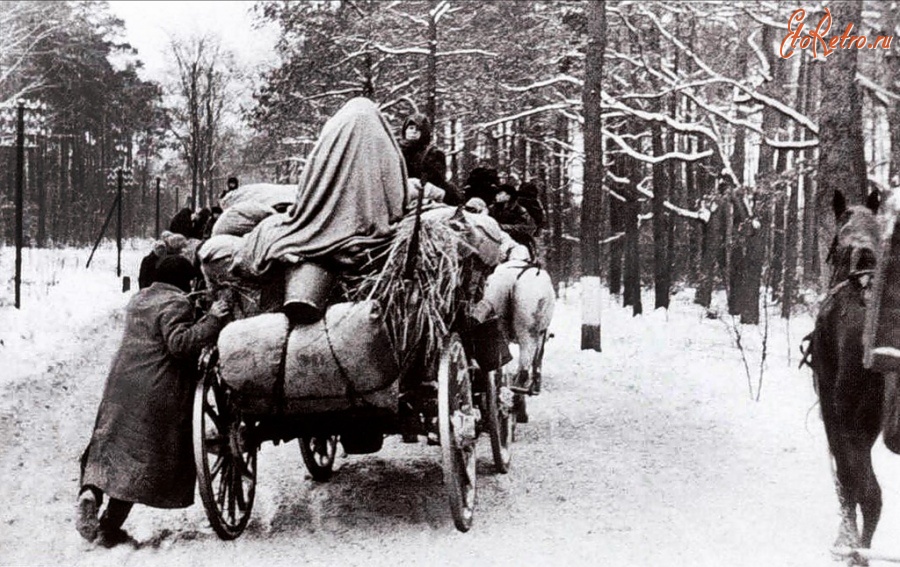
[3,0,895,320]
[4,1,900,566]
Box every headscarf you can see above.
[399,113,433,151]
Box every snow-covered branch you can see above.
[476,102,573,130]
[501,74,584,93]
[632,177,710,222]
[607,188,627,202]
[603,93,717,140]
[561,232,625,244]
[387,5,428,26]
[606,170,630,185]
[369,43,429,56]
[634,5,818,136]
[379,94,419,114]
[765,138,818,150]
[604,128,715,164]
[368,43,496,58]
[292,87,361,101]
[746,29,771,82]
[857,72,900,106]
[437,48,498,57]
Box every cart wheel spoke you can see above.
[209,454,225,479]
[216,461,229,509]
[203,400,225,430]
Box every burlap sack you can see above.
[211,201,277,237]
[218,313,291,409]
[198,235,244,293]
[282,301,399,414]
[216,302,398,416]
[220,183,297,211]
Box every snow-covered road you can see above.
[4,257,900,566]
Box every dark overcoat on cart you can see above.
[80,281,225,508]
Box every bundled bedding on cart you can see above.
[200,97,524,415]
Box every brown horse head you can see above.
[828,189,881,286]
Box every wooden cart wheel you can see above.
[438,332,477,532]
[299,435,339,482]
[193,347,257,540]
[485,370,513,473]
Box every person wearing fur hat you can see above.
[464,166,501,205]
[76,256,231,547]
[168,207,194,238]
[399,113,464,206]
[137,240,168,290]
[517,181,545,233]
[488,183,537,255]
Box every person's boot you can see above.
[513,394,529,424]
[75,490,100,542]
[96,499,133,548]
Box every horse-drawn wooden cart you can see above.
[191,233,515,540]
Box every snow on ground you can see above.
[4,250,900,566]
[0,241,148,382]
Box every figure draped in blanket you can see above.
[234,97,409,277]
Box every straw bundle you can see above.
[345,213,482,373]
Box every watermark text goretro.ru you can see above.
[780,8,892,59]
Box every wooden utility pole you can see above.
[14,102,24,309]
[116,168,123,277]
[155,177,161,238]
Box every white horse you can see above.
[483,255,555,423]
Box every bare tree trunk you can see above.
[623,199,642,316]
[550,132,564,290]
[887,4,900,182]
[461,125,475,183]
[801,56,819,285]
[190,65,200,209]
[769,192,785,299]
[60,137,70,243]
[36,136,46,247]
[739,195,766,325]
[609,196,623,295]
[651,120,669,310]
[816,0,867,288]
[425,0,438,127]
[580,0,605,350]
[782,182,799,318]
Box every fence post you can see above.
[14,102,24,309]
[117,168,123,277]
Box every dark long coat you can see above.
[81,283,224,508]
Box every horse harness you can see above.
[501,260,545,337]
[798,268,875,370]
